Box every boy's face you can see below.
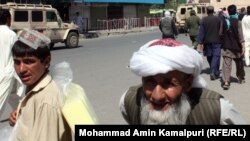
[13,55,50,87]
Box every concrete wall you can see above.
[69,3,150,30]
[90,5,107,30]
[137,5,151,26]
[123,5,136,18]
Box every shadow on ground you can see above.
[50,45,83,51]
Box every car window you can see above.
[180,8,186,14]
[202,7,206,13]
[32,11,43,22]
[14,10,28,22]
[46,11,57,22]
[197,7,201,14]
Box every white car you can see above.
[0,2,79,49]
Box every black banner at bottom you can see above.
[75,125,250,139]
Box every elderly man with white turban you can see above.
[119,38,246,125]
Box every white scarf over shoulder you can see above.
[242,15,250,46]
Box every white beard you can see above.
[140,94,191,125]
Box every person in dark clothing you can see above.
[185,10,201,49]
[119,38,246,125]
[198,6,222,81]
[218,8,228,22]
[159,11,178,39]
[238,7,246,21]
[221,4,245,90]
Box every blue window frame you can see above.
[82,0,164,4]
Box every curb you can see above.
[81,26,159,39]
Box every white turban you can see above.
[164,11,171,17]
[129,39,207,88]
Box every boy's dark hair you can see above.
[0,9,11,25]
[227,4,237,15]
[12,40,51,63]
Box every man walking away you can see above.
[221,4,245,90]
[159,11,178,39]
[238,7,246,21]
[185,10,201,50]
[198,5,222,81]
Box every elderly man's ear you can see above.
[183,75,194,93]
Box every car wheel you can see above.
[65,32,79,48]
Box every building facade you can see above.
[68,0,165,30]
[0,0,164,30]
[188,0,250,11]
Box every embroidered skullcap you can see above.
[129,38,207,88]
[18,28,51,50]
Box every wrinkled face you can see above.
[142,70,193,111]
[13,55,50,88]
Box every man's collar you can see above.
[27,74,52,94]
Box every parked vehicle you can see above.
[175,3,207,32]
[0,2,79,49]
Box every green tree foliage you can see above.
[150,0,186,10]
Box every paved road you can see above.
[1,29,249,127]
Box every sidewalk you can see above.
[80,26,159,38]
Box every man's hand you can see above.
[9,109,17,126]
[197,44,204,52]
[241,42,245,56]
